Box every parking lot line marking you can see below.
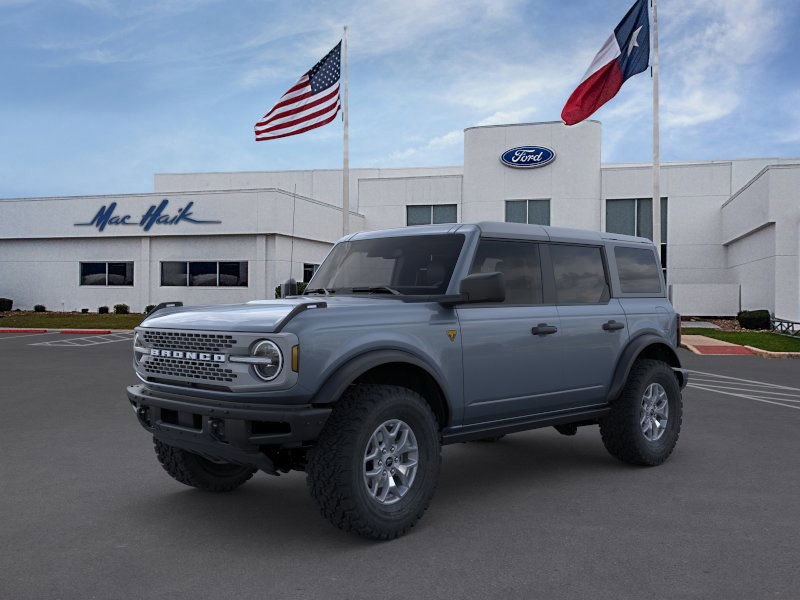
[0,331,59,341]
[688,383,800,411]
[689,378,800,392]
[686,384,800,399]
[30,332,134,347]
[688,370,800,392]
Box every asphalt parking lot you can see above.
[1,331,799,599]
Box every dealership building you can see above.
[1,120,799,321]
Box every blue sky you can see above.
[1,0,799,198]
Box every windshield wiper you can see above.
[304,287,334,295]
[351,286,401,295]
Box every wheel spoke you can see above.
[363,419,420,505]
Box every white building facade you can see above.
[1,121,799,321]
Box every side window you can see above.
[550,245,609,304]
[615,246,662,294]
[469,240,543,305]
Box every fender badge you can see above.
[447,329,457,342]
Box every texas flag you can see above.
[561,0,650,126]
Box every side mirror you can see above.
[458,272,505,304]
[280,278,298,298]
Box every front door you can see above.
[458,239,567,426]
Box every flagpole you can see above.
[651,0,661,257]
[341,25,350,237]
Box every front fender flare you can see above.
[310,348,448,407]
[607,334,684,403]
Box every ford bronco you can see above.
[128,222,687,539]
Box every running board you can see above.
[441,406,610,444]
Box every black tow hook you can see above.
[136,406,151,427]
[208,418,226,441]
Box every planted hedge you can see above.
[737,310,771,330]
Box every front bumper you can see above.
[674,367,689,389]
[127,384,331,473]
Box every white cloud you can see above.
[660,0,779,128]
[389,129,462,162]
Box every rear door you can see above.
[544,243,629,407]
[458,239,565,426]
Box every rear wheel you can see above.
[153,438,256,492]
[306,384,441,540]
[599,359,682,466]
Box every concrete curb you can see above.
[743,345,800,359]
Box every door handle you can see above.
[531,323,558,335]
[602,320,625,331]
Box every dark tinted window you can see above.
[80,262,106,286]
[615,247,662,294]
[161,262,187,286]
[107,262,134,286]
[189,262,217,286]
[551,245,609,304]
[219,262,248,287]
[470,240,543,304]
[308,234,465,295]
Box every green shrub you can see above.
[274,281,308,299]
[0,298,12,311]
[34,304,46,312]
[113,304,130,315]
[737,309,771,330]
[98,306,109,314]
[145,304,156,315]
[81,308,89,313]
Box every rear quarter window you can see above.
[614,246,663,294]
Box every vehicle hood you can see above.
[138,296,411,333]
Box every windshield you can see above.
[306,234,465,296]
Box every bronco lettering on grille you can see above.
[149,349,226,362]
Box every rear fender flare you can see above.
[607,334,683,402]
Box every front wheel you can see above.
[599,359,683,466]
[306,384,441,540]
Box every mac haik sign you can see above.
[75,199,221,232]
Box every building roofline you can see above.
[154,166,463,177]
[722,163,800,208]
[0,187,365,215]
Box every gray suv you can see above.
[128,222,687,539]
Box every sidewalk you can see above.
[681,334,756,356]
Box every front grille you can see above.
[142,330,237,353]
[142,356,238,383]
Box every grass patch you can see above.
[0,311,144,330]
[682,328,800,352]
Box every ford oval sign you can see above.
[500,146,556,169]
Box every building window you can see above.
[303,263,319,283]
[505,199,550,225]
[550,245,609,304]
[80,262,134,286]
[606,197,668,280]
[160,261,248,287]
[406,204,457,226]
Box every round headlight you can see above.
[252,340,283,381]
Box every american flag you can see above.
[254,41,342,141]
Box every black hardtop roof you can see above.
[348,222,651,245]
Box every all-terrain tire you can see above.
[599,359,683,466]
[153,438,256,492]
[306,384,441,540]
